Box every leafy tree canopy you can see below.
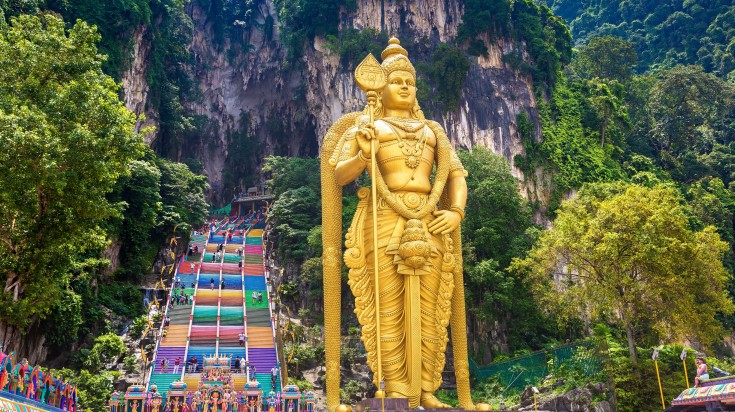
[514,182,735,363]
[646,65,735,168]
[545,0,735,80]
[459,148,561,358]
[0,14,144,327]
[572,35,637,82]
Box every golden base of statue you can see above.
[355,397,480,411]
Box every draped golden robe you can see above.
[321,109,476,410]
[331,115,465,405]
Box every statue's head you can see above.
[377,37,423,119]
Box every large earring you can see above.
[373,98,384,118]
[412,101,425,120]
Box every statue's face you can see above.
[382,70,416,110]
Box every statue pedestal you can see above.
[354,398,465,411]
[355,398,408,411]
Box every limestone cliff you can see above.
[121,0,540,200]
[121,25,159,143]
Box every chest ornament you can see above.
[382,117,428,169]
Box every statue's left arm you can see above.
[428,128,468,235]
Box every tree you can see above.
[459,147,535,266]
[584,78,629,148]
[0,14,143,330]
[514,182,734,363]
[111,157,163,278]
[156,156,208,235]
[572,36,638,81]
[83,333,126,372]
[458,148,556,358]
[262,156,320,197]
[647,65,735,165]
[457,0,511,44]
[421,44,472,112]
[270,186,320,264]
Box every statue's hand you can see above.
[356,125,378,158]
[428,210,462,235]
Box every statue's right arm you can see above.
[334,127,367,186]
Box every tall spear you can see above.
[354,53,387,399]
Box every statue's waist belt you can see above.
[378,191,429,212]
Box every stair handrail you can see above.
[241,224,252,367]
[146,246,186,389]
[261,219,283,392]
[179,232,207,381]
[215,230,227,357]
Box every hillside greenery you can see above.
[0,14,208,412]
[545,0,735,80]
[458,0,572,89]
[0,13,143,329]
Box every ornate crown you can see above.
[381,37,416,78]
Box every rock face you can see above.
[516,381,612,412]
[121,0,540,199]
[121,25,158,143]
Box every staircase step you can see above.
[222,263,240,274]
[254,373,281,394]
[161,325,188,346]
[244,277,266,290]
[246,308,271,326]
[178,262,200,275]
[149,373,182,397]
[244,293,269,309]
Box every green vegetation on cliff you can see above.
[0,15,208,405]
[459,0,572,89]
[0,13,143,328]
[545,0,735,80]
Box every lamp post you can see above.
[680,348,690,389]
[652,348,665,410]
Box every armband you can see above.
[449,206,465,219]
[357,150,370,163]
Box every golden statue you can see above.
[321,38,487,410]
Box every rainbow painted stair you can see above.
[145,216,282,406]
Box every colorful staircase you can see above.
[179,220,281,400]
[146,232,204,397]
[142,216,282,403]
[243,221,281,393]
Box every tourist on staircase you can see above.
[270,366,278,389]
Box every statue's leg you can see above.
[419,228,452,409]
[363,209,410,398]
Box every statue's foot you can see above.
[474,403,492,411]
[420,393,451,408]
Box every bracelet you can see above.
[357,150,371,163]
[449,206,465,219]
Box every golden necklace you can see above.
[382,117,427,169]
